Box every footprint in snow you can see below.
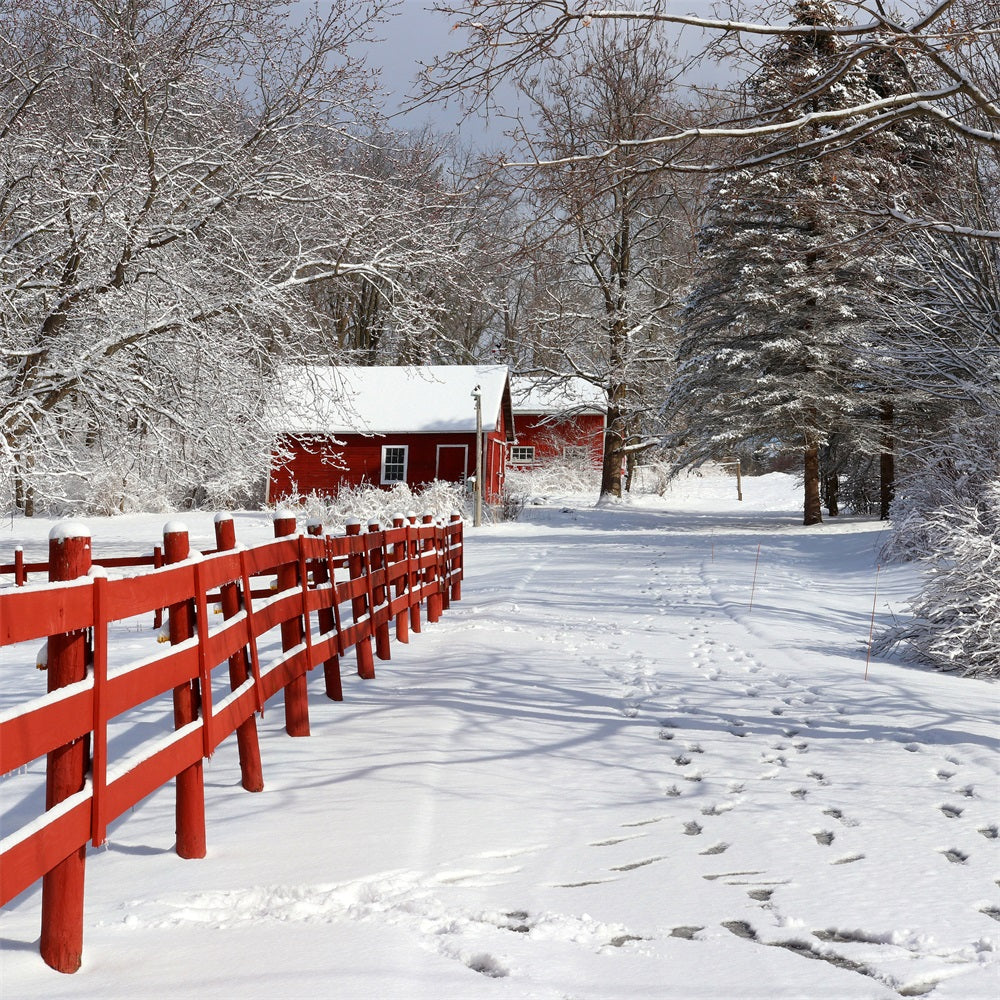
[700,842,729,856]
[822,808,859,828]
[939,848,969,864]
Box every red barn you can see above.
[509,376,607,469]
[268,366,515,503]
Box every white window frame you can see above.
[380,444,408,484]
[563,445,588,462]
[511,445,535,464]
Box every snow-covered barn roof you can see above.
[273,365,514,437]
[510,376,606,415]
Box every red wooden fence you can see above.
[0,511,463,973]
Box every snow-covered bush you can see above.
[505,456,601,503]
[881,418,999,564]
[875,416,1000,677]
[268,480,469,530]
[873,482,1000,677]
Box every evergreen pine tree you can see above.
[668,0,913,525]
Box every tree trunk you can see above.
[624,451,636,493]
[879,399,895,520]
[803,438,823,525]
[13,454,35,517]
[600,399,625,499]
[825,473,839,516]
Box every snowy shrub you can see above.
[873,482,1000,677]
[629,461,673,495]
[505,456,601,503]
[493,485,525,522]
[832,452,881,516]
[881,417,999,563]
[874,416,1000,677]
[268,480,469,530]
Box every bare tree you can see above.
[0,0,473,512]
[494,23,707,498]
[421,0,999,237]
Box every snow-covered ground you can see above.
[2,472,997,999]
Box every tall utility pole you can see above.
[472,386,483,527]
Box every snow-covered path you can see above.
[2,476,997,999]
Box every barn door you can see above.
[436,444,468,483]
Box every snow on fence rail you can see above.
[0,510,463,974]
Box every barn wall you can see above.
[511,413,605,467]
[269,432,510,502]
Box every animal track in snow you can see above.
[621,817,663,828]
[700,842,729,855]
[701,801,734,817]
[589,835,646,847]
[610,856,667,872]
[939,848,969,864]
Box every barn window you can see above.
[511,446,535,464]
[381,445,408,484]
[563,445,588,462]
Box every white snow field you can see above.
[1,472,997,999]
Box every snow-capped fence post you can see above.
[39,523,91,974]
[448,512,463,603]
[213,515,264,792]
[308,520,343,702]
[423,514,442,624]
[392,515,409,644]
[407,513,422,634]
[163,523,207,861]
[273,513,310,737]
[13,546,25,586]
[368,521,392,662]
[345,521,376,679]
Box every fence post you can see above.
[213,514,263,792]
[423,514,442,624]
[392,515,409,644]
[307,520,343,701]
[407,513,421,634]
[448,512,463,603]
[274,513,310,737]
[368,521,392,662]
[346,521,375,679]
[437,518,451,613]
[163,522,207,860]
[39,522,91,974]
[14,545,25,586]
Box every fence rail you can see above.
[0,511,463,973]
